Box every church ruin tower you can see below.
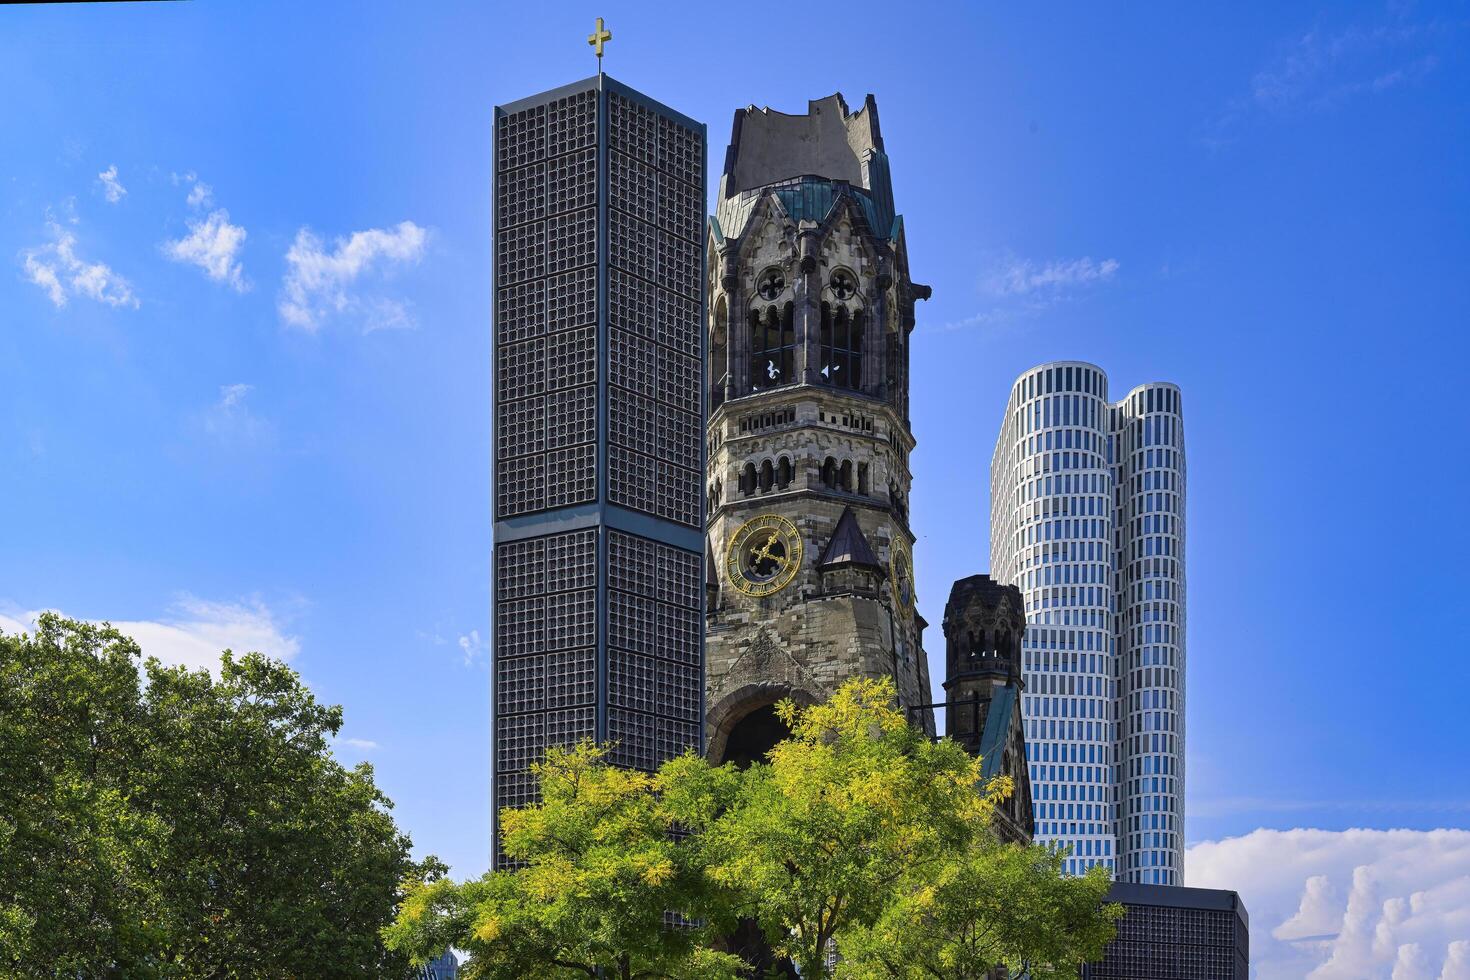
[703,93,934,765]
[942,575,1034,843]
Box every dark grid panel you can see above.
[608,387,655,455]
[547,327,597,391]
[547,149,597,216]
[547,385,596,450]
[496,654,545,717]
[496,770,539,811]
[546,528,597,593]
[657,542,702,609]
[656,113,702,190]
[607,531,657,598]
[497,161,545,230]
[657,171,702,244]
[546,707,596,750]
[546,444,596,509]
[658,660,702,723]
[496,453,545,517]
[547,268,596,332]
[610,150,657,224]
[494,537,546,599]
[546,648,595,708]
[545,588,595,651]
[546,90,596,156]
[609,444,657,516]
[658,230,701,300]
[498,337,546,399]
[496,712,544,773]
[655,599,701,664]
[496,221,544,285]
[495,597,544,658]
[657,717,701,763]
[608,589,656,658]
[609,267,655,338]
[607,708,657,771]
[609,209,656,281]
[609,327,656,393]
[657,345,701,415]
[496,104,545,172]
[608,649,659,713]
[657,406,701,472]
[608,93,656,164]
[656,462,700,528]
[548,207,597,275]
[496,396,545,462]
[656,288,700,358]
[497,279,545,344]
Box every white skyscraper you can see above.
[989,361,1185,884]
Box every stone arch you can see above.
[706,682,820,768]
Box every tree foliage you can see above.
[385,742,745,979]
[839,839,1122,979]
[0,613,430,977]
[693,676,1007,979]
[394,675,1120,980]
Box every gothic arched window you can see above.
[819,303,863,390]
[759,459,774,493]
[838,460,853,492]
[777,456,793,489]
[750,303,795,391]
[821,457,837,489]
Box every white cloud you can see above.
[171,171,213,209]
[164,209,249,291]
[97,165,126,203]
[982,254,1120,297]
[199,382,271,447]
[0,595,299,675]
[1187,828,1470,980]
[931,251,1119,332]
[21,219,139,309]
[278,221,428,332]
[339,737,378,751]
[458,629,484,667]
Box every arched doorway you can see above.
[720,702,790,769]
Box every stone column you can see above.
[795,221,822,384]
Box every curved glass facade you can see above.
[990,362,1185,884]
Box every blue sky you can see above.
[4,3,1468,974]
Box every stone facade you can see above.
[703,94,933,762]
[941,574,1034,844]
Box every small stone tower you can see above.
[703,93,934,766]
[942,575,1034,843]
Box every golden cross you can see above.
[587,16,612,67]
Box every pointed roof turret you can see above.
[818,507,883,571]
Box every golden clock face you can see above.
[726,514,803,598]
[889,535,915,614]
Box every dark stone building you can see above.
[1084,882,1249,980]
[491,75,707,862]
[941,574,1033,843]
[702,93,936,766]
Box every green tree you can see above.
[838,840,1122,979]
[691,676,1009,980]
[385,741,745,980]
[0,613,429,977]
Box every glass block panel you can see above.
[547,385,595,450]
[497,161,545,230]
[496,454,545,517]
[547,327,596,390]
[496,396,545,461]
[548,207,596,274]
[546,648,595,708]
[546,444,596,509]
[608,708,657,770]
[494,537,547,599]
[496,221,544,285]
[547,91,596,156]
[497,279,545,344]
[546,529,597,593]
[497,654,545,716]
[609,444,657,516]
[547,148,596,216]
[496,104,546,171]
[609,649,658,713]
[547,268,596,332]
[495,597,544,657]
[546,588,595,651]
